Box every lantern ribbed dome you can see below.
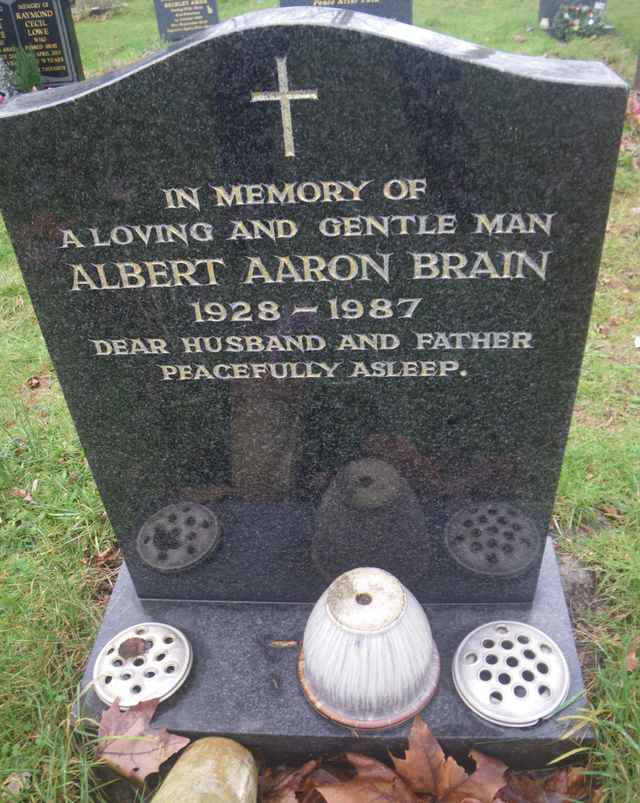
[299,567,440,730]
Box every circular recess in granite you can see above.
[452,621,569,727]
[93,622,193,708]
[137,502,221,573]
[444,503,540,576]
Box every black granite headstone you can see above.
[0,0,82,85]
[0,7,625,764]
[154,0,218,42]
[0,9,626,607]
[0,2,20,68]
[280,0,412,25]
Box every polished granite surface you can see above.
[0,9,627,602]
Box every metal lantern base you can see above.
[79,538,590,769]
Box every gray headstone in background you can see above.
[0,3,20,66]
[539,0,607,29]
[280,0,412,25]
[71,0,114,22]
[0,0,83,85]
[154,0,218,42]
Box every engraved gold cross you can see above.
[251,57,318,159]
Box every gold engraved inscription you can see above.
[251,57,319,159]
[56,174,557,384]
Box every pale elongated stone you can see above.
[152,738,257,803]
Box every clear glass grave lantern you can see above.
[298,567,440,730]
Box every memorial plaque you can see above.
[0,10,626,608]
[0,2,19,67]
[0,0,82,85]
[280,0,412,25]
[154,0,218,42]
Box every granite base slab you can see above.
[80,538,590,768]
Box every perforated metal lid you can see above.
[452,621,570,727]
[93,623,193,708]
[445,503,539,576]
[137,502,220,572]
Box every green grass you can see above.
[0,223,115,799]
[76,3,163,76]
[607,0,640,53]
[552,111,640,801]
[413,0,639,82]
[74,0,640,83]
[552,526,640,800]
[77,0,280,75]
[1,1,639,800]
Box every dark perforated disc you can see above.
[137,502,220,572]
[445,503,540,576]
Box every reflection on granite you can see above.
[136,502,221,572]
[445,503,541,577]
[313,458,430,582]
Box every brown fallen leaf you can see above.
[2,771,31,796]
[301,764,352,803]
[390,717,506,803]
[514,34,527,42]
[95,545,119,563]
[260,759,321,802]
[442,751,507,803]
[97,698,189,787]
[497,767,590,803]
[496,771,547,802]
[263,786,297,803]
[598,503,625,523]
[626,637,640,672]
[118,637,149,659]
[24,373,51,391]
[9,488,33,503]
[390,716,467,798]
[543,765,589,800]
[316,753,417,803]
[20,373,52,408]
